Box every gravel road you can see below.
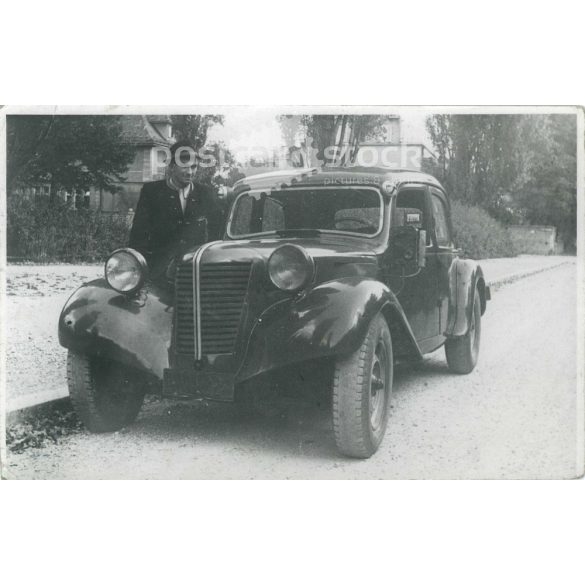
[4,265,102,410]
[3,260,580,479]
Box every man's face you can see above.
[169,161,196,187]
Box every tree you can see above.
[7,115,135,195]
[276,114,336,165]
[195,140,241,187]
[277,115,390,166]
[426,113,578,250]
[515,115,577,250]
[426,114,526,210]
[302,114,339,164]
[170,115,224,149]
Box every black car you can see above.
[59,166,490,458]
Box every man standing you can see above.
[129,140,225,279]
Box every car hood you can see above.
[181,236,380,283]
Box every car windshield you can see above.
[228,187,383,238]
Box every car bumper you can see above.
[162,367,235,401]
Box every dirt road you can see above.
[4,262,580,479]
[4,266,102,410]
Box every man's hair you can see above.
[169,140,197,166]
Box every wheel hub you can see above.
[369,341,387,430]
[470,306,480,360]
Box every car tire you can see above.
[332,314,393,458]
[67,351,146,432]
[445,288,481,375]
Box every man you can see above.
[129,140,225,279]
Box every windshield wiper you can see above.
[274,229,324,238]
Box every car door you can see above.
[429,187,457,335]
[389,186,440,342]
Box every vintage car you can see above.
[59,166,490,458]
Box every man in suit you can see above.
[129,140,225,279]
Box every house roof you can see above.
[119,115,173,146]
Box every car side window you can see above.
[395,189,431,245]
[430,193,451,247]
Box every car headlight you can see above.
[105,248,148,294]
[268,245,314,292]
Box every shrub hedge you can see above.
[7,196,131,263]
[450,199,518,259]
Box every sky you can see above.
[400,111,431,144]
[207,109,285,162]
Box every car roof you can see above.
[232,166,444,194]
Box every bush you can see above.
[450,200,518,259]
[7,196,131,262]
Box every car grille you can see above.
[174,261,252,356]
[175,263,196,355]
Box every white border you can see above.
[1,107,583,585]
[1,105,582,116]
[0,113,6,471]
[576,107,584,478]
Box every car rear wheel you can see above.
[445,288,481,374]
[67,351,146,432]
[332,314,393,458]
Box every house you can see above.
[90,115,174,213]
[10,116,174,212]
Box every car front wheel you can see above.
[332,314,393,458]
[445,288,481,374]
[67,351,146,432]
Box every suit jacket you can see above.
[129,180,225,277]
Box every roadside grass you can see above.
[6,402,83,453]
[6,396,164,454]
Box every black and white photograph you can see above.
[3,5,585,585]
[1,106,582,479]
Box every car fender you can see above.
[445,259,487,337]
[58,279,173,380]
[236,277,422,382]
